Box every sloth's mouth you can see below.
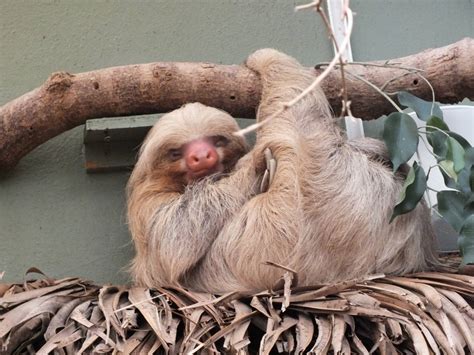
[186,164,224,182]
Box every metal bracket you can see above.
[83,115,256,173]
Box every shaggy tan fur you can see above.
[127,49,438,294]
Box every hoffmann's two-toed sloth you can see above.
[127,49,438,294]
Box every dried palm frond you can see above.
[1,269,473,354]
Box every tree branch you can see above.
[0,38,472,170]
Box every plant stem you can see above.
[344,71,403,113]
[315,61,424,72]
[418,126,451,139]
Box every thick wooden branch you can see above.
[0,38,472,170]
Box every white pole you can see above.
[327,0,364,140]
[327,0,353,62]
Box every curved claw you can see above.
[260,148,277,193]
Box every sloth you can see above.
[127,49,438,294]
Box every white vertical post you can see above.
[327,0,353,62]
[327,0,364,140]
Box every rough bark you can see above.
[0,38,472,170]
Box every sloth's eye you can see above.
[167,149,182,161]
[214,136,229,148]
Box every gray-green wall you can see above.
[1,1,472,284]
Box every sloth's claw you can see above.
[260,148,276,193]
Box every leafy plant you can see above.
[383,91,474,265]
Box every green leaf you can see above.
[426,115,449,132]
[456,147,474,194]
[397,164,416,203]
[468,192,474,205]
[390,162,427,222]
[437,191,473,233]
[459,215,474,265]
[439,141,473,194]
[438,146,473,192]
[446,137,465,173]
[363,115,387,140]
[383,112,419,171]
[467,147,474,167]
[439,160,457,182]
[447,131,472,149]
[427,131,448,158]
[397,91,443,121]
[428,132,467,171]
[470,166,474,192]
